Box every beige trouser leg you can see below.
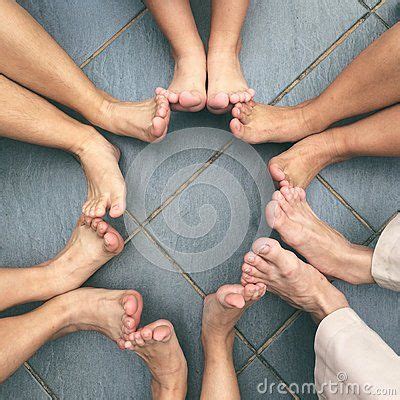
[314,308,400,399]
[371,214,400,291]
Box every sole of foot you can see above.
[202,283,266,340]
[46,216,124,295]
[230,101,315,144]
[53,287,143,349]
[265,186,374,285]
[92,90,171,142]
[241,238,349,323]
[161,52,207,113]
[206,44,255,115]
[267,129,346,189]
[126,320,188,399]
[75,131,126,219]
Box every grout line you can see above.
[236,310,302,375]
[362,211,399,246]
[256,310,303,355]
[79,8,148,69]
[126,207,296,398]
[316,174,376,232]
[24,362,58,400]
[144,139,233,224]
[270,2,385,106]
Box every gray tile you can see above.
[279,16,387,107]
[0,138,86,267]
[121,127,232,223]
[306,179,374,244]
[374,0,400,26]
[241,0,366,103]
[319,157,400,230]
[333,281,400,353]
[262,313,318,400]
[0,366,50,400]
[28,236,253,399]
[238,358,293,399]
[17,0,145,65]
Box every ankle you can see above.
[172,45,206,63]
[343,244,374,285]
[208,32,241,55]
[311,282,349,323]
[152,383,187,400]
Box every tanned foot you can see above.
[268,129,347,189]
[91,90,171,142]
[52,287,143,348]
[44,216,124,296]
[265,187,374,285]
[207,41,255,115]
[241,238,349,323]
[159,49,207,113]
[202,283,266,341]
[126,320,188,400]
[230,100,317,144]
[75,131,126,218]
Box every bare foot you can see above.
[90,90,171,142]
[202,283,266,340]
[159,50,207,113]
[126,320,188,400]
[75,132,126,218]
[241,238,349,323]
[44,216,124,296]
[207,41,255,115]
[268,129,348,189]
[53,287,143,348]
[230,101,317,144]
[265,187,374,285]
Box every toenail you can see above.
[247,254,255,262]
[245,267,251,273]
[257,244,269,254]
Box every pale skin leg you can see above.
[200,283,266,400]
[0,216,126,312]
[207,0,255,114]
[146,0,207,112]
[230,22,400,143]
[0,0,170,140]
[268,103,400,188]
[0,288,143,383]
[0,74,128,218]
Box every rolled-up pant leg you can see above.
[371,214,400,291]
[314,308,400,399]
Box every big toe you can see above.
[151,116,167,139]
[104,231,121,253]
[252,237,282,263]
[179,90,204,108]
[229,118,245,138]
[109,194,126,218]
[268,162,289,188]
[207,92,230,111]
[265,199,285,229]
[153,322,173,342]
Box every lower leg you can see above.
[0,287,142,383]
[126,320,188,400]
[200,284,266,400]
[207,0,254,114]
[0,217,124,311]
[0,75,125,218]
[0,0,170,140]
[269,103,400,188]
[145,0,207,112]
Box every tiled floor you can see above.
[1,0,399,399]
